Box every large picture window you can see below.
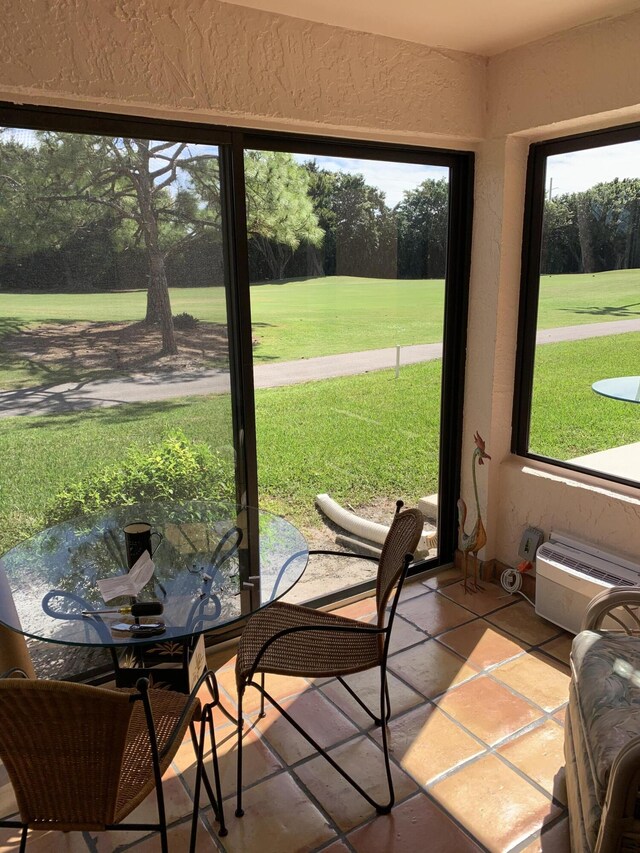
[514,125,640,487]
[0,104,472,668]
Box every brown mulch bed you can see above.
[2,320,230,375]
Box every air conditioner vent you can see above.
[536,535,640,633]
[540,547,633,587]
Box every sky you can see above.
[546,139,640,197]
[3,128,446,207]
[293,153,449,207]
[10,124,640,203]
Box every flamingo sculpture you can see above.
[458,431,491,593]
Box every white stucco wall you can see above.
[0,0,485,145]
[488,8,640,139]
[1,0,639,567]
[468,11,640,567]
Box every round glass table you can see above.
[592,376,640,404]
[0,501,309,650]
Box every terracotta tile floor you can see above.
[0,574,573,852]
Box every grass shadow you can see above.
[559,301,640,317]
[5,397,210,431]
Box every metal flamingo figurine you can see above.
[457,431,491,593]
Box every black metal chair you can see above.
[0,668,226,852]
[234,501,424,817]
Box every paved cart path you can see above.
[1,318,639,417]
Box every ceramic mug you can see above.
[123,522,163,569]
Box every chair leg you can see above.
[189,712,227,838]
[159,822,169,853]
[190,710,209,853]
[189,721,219,823]
[259,672,265,718]
[155,769,169,853]
[207,710,227,836]
[337,675,384,727]
[189,671,228,835]
[252,680,394,814]
[384,675,391,725]
[207,671,237,726]
[19,826,28,853]
[377,665,395,815]
[236,686,245,817]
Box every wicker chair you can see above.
[235,502,424,818]
[566,588,640,853]
[0,671,226,852]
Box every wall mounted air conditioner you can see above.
[535,531,640,634]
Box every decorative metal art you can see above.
[458,431,491,593]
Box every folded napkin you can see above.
[97,551,155,602]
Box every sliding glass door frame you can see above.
[0,102,473,613]
[235,130,474,597]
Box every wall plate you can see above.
[518,526,544,561]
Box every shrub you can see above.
[172,312,199,330]
[46,430,234,525]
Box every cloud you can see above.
[547,139,640,196]
[292,153,448,207]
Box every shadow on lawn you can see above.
[7,397,201,431]
[560,301,640,317]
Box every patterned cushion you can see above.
[565,695,601,853]
[571,630,640,793]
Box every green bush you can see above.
[46,430,234,524]
[172,312,199,329]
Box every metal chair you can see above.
[0,669,226,852]
[234,502,424,817]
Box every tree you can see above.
[330,172,396,278]
[303,162,339,276]
[298,164,397,279]
[0,133,106,288]
[541,193,581,274]
[578,178,640,271]
[244,151,323,280]
[0,132,221,354]
[395,178,449,279]
[541,178,640,275]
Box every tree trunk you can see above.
[576,196,596,273]
[133,142,177,355]
[61,252,76,291]
[145,252,177,354]
[306,242,324,276]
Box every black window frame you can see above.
[0,100,474,607]
[513,120,640,490]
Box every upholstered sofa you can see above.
[566,588,640,853]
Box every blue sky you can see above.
[546,139,640,197]
[10,125,640,203]
[3,128,448,207]
[293,153,449,207]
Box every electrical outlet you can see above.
[518,526,544,561]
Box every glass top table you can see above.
[0,501,308,648]
[592,376,640,403]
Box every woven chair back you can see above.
[0,679,134,830]
[375,507,424,627]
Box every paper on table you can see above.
[97,551,156,602]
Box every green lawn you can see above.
[1,269,639,389]
[248,276,445,360]
[0,363,441,555]
[537,269,640,329]
[0,396,232,556]
[529,332,640,459]
[2,332,639,556]
[1,271,639,555]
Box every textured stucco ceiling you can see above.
[220,0,640,55]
